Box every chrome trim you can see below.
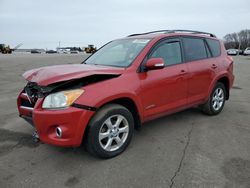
[155,63,164,67]
[56,127,62,138]
[20,106,34,111]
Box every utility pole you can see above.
[238,42,241,56]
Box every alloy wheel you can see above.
[99,115,129,152]
[212,88,224,111]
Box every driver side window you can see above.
[150,40,182,66]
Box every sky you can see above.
[0,0,249,49]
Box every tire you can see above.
[85,104,134,158]
[201,82,226,115]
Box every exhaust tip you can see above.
[56,127,62,138]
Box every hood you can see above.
[23,64,125,86]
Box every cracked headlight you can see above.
[42,89,84,109]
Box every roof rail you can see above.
[127,30,171,37]
[127,30,216,38]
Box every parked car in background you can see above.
[46,50,57,54]
[31,49,41,54]
[17,30,234,158]
[227,49,238,55]
[237,49,243,55]
[243,47,250,56]
[70,50,79,54]
[57,49,70,54]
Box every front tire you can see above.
[85,104,134,158]
[201,82,226,115]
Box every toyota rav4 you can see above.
[17,30,234,158]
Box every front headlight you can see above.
[42,89,84,109]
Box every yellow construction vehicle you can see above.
[84,45,97,54]
[0,44,12,54]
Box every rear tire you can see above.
[85,104,134,158]
[201,82,226,115]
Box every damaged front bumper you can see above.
[20,114,34,127]
[17,90,95,147]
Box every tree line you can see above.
[223,29,250,50]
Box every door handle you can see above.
[179,70,187,75]
[211,64,217,69]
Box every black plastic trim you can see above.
[20,115,34,127]
[72,103,97,111]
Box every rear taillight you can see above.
[226,56,234,73]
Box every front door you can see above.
[138,38,188,119]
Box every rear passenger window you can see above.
[206,39,221,57]
[183,38,207,61]
[150,41,182,66]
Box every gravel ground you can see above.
[0,53,250,188]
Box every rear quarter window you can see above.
[182,37,207,62]
[206,39,221,57]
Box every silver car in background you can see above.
[244,47,250,56]
[227,49,238,55]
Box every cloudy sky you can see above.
[0,0,249,49]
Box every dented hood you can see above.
[23,64,124,86]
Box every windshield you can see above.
[84,39,151,67]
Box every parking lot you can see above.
[0,54,250,188]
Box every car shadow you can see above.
[44,107,202,160]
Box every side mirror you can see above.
[145,58,165,71]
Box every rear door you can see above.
[182,37,216,104]
[139,38,188,118]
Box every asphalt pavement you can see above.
[0,53,250,188]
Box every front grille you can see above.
[21,98,35,108]
[20,82,47,111]
[23,82,41,104]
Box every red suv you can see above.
[17,30,234,158]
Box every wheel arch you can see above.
[217,76,230,100]
[97,97,142,130]
[208,75,230,101]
